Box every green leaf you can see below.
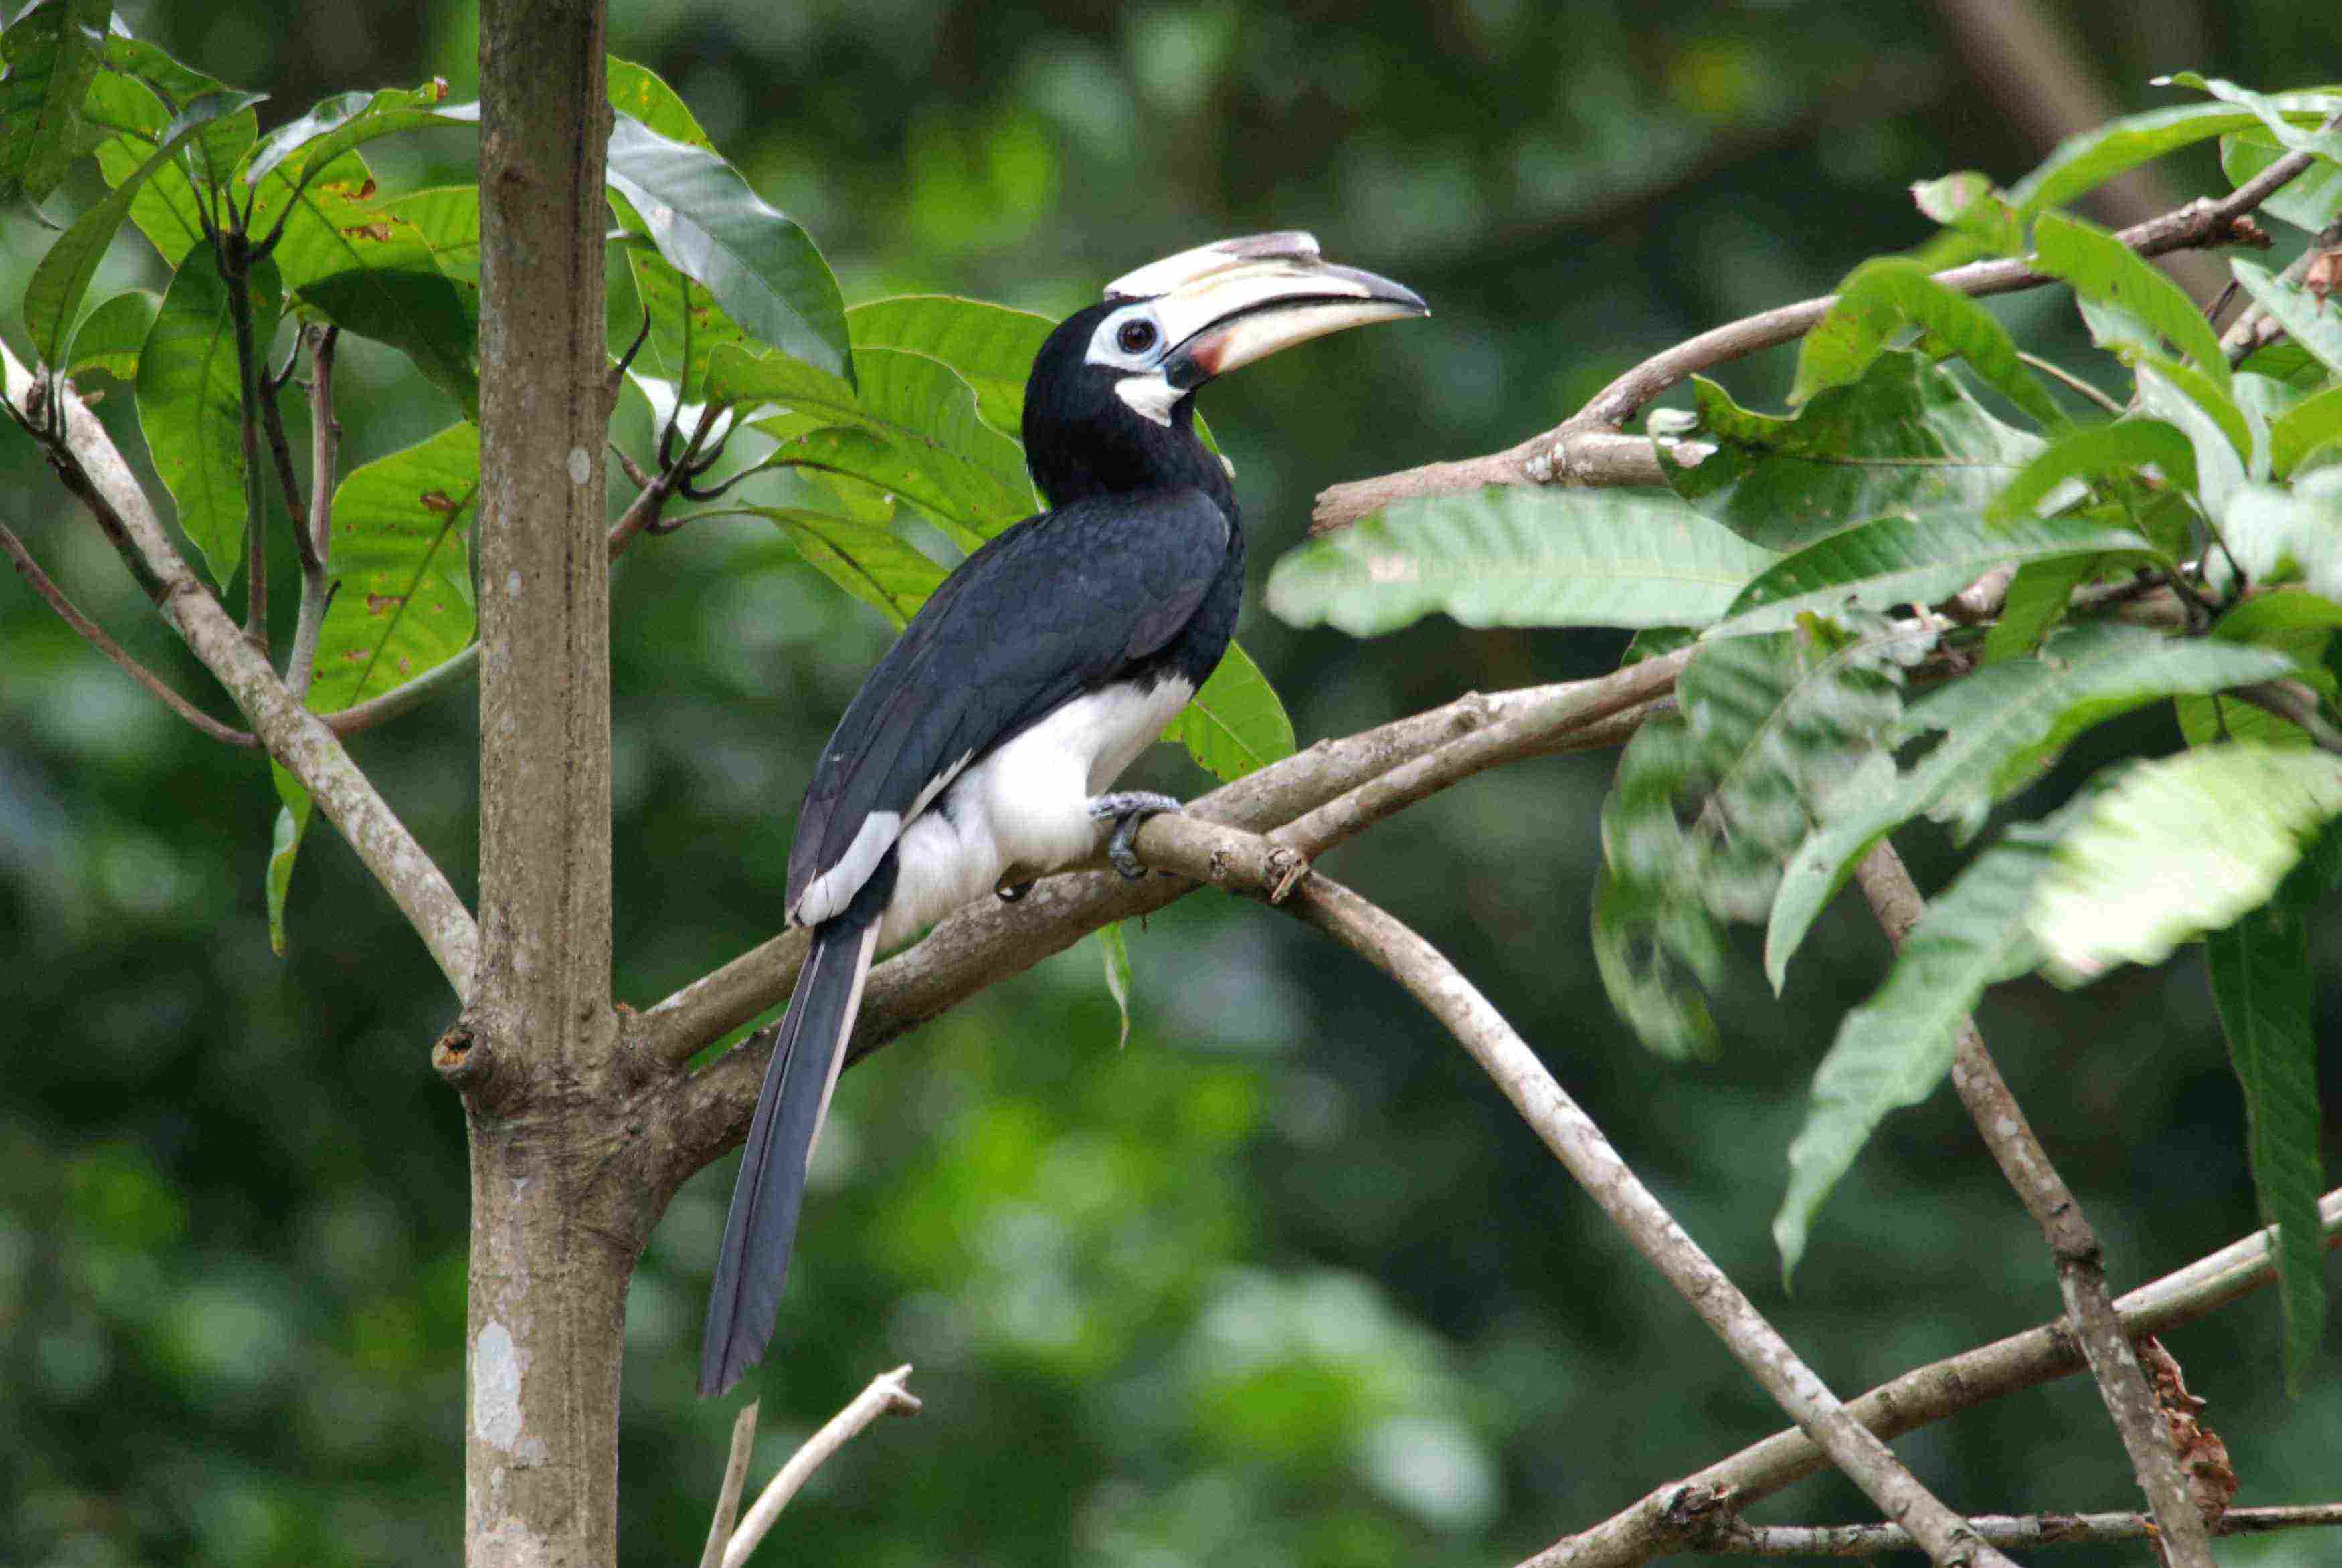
[2005,102,2279,221]
[2033,212,2232,399]
[1166,641,1295,781]
[848,294,1057,436]
[304,422,480,712]
[2178,592,2342,750]
[2207,902,2329,1391]
[2028,745,2342,984]
[0,0,112,207]
[1765,624,2301,988]
[1774,813,2066,1281]
[243,82,474,190]
[1708,512,2152,639]
[1265,486,1779,636]
[749,505,947,628]
[2158,75,2342,159]
[627,248,752,405]
[264,764,312,957]
[606,56,713,149]
[2218,472,2342,601]
[1988,418,2199,521]
[2136,362,2247,512]
[134,244,282,589]
[2222,130,2342,234]
[1980,554,2097,664]
[64,286,159,379]
[21,89,266,365]
[1910,171,2022,256]
[1660,350,2044,551]
[604,112,850,380]
[1595,618,1929,1058]
[2232,260,2342,381]
[1097,922,1134,1050]
[380,184,480,282]
[2272,385,2342,480]
[1792,258,2064,429]
[96,31,230,106]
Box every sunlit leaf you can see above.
[381,184,480,282]
[1792,258,2064,428]
[848,294,1057,435]
[244,82,474,190]
[1765,625,2301,988]
[2137,363,2246,514]
[305,421,480,713]
[1708,512,2151,638]
[604,112,850,379]
[1266,486,1779,635]
[64,286,159,379]
[606,56,713,150]
[1988,418,2198,521]
[2005,102,2295,220]
[2033,213,2232,401]
[2030,745,2342,984]
[134,245,282,589]
[1660,350,2044,551]
[0,0,112,207]
[1165,641,1295,781]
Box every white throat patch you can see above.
[1115,373,1182,427]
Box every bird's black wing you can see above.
[784,486,1231,919]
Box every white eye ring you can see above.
[1087,306,1166,369]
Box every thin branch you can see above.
[2231,679,2342,755]
[1,518,259,749]
[3,342,480,999]
[223,233,271,651]
[286,326,340,700]
[2222,219,2342,368]
[697,1401,759,1568]
[1684,1503,2342,1558]
[1131,821,2011,1567]
[1854,842,2215,1567]
[1314,111,2342,533]
[2017,351,2125,415]
[260,332,309,562]
[721,1366,920,1568]
[1532,1187,2342,1567]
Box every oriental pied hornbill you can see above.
[701,233,1427,1395]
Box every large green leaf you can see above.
[1980,555,2097,664]
[2177,592,2342,749]
[603,112,850,379]
[606,56,714,150]
[1987,418,2199,521]
[2032,212,2232,400]
[743,504,947,628]
[1265,487,1778,636]
[2137,363,2247,514]
[304,421,480,712]
[134,245,282,589]
[1791,258,2064,428]
[243,82,475,190]
[848,295,1057,436]
[1659,350,2044,551]
[1765,624,2302,988]
[2028,745,2342,984]
[2004,102,2290,220]
[0,0,110,207]
[1707,511,2152,638]
[2223,129,2342,234]
[2206,893,2330,1392]
[1595,617,1929,1058]
[627,248,753,405]
[1773,812,2066,1280]
[2232,260,2342,382]
[380,184,481,282]
[2270,385,2342,480]
[1165,641,1295,782]
[64,286,160,380]
[22,90,265,365]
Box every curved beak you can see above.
[1110,232,1427,388]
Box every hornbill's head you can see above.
[1022,232,1427,510]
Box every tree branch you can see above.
[1681,1503,2342,1558]
[1313,114,2341,533]
[697,1400,759,1568]
[2,343,480,999]
[721,1365,920,1568]
[1854,842,2215,1567]
[1529,1184,2342,1568]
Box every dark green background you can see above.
[2,2,2337,1564]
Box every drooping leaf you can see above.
[2032,212,2232,401]
[2222,130,2342,234]
[1595,617,1931,1058]
[305,421,480,713]
[2028,745,2342,985]
[264,764,312,957]
[603,112,850,379]
[1659,350,2044,551]
[1792,258,2064,429]
[749,505,947,628]
[22,90,266,365]
[2004,102,2292,221]
[0,0,112,207]
[134,245,282,589]
[605,56,714,150]
[2137,363,2247,515]
[1708,511,2153,638]
[1774,811,2068,1280]
[1097,922,1134,1050]
[1165,641,1295,781]
[2232,260,2342,381]
[1765,624,2302,987]
[848,294,1058,437]
[2205,852,2333,1391]
[63,286,160,379]
[1265,486,1778,636]
[2271,386,2342,480]
[2177,592,2342,750]
[244,82,474,190]
[1988,418,2199,521]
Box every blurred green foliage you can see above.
[3,3,2340,1567]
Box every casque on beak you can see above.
[1109,231,1428,389]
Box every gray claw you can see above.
[1088,791,1182,880]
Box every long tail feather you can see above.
[699,857,892,1396]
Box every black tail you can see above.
[699,854,894,1396]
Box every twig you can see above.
[1854,842,2215,1568]
[1133,823,2011,1567]
[260,338,308,558]
[2222,219,2342,367]
[1685,1502,2342,1557]
[2231,679,2342,755]
[1530,1187,2342,1567]
[697,1401,759,1568]
[721,1366,919,1568]
[1,519,258,749]
[287,326,340,699]
[2016,351,2124,415]
[1313,110,2342,533]
[225,233,272,651]
[3,340,481,999]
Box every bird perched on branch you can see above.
[701,233,1426,1395]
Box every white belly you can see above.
[877,677,1194,949]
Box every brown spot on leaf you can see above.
[2306,248,2341,303]
[396,656,413,674]
[421,490,456,515]
[365,593,406,617]
[343,221,395,243]
[341,648,365,662]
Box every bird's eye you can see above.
[1117,319,1158,354]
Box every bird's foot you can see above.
[1087,791,1182,880]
